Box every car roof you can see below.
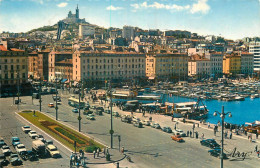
[47,144,56,149]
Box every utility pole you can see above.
[17,72,20,104]
[55,77,58,120]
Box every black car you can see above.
[200,139,220,149]
[0,154,9,167]
[26,151,38,161]
[208,149,228,159]
[96,107,104,112]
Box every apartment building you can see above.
[72,50,146,82]
[188,54,210,78]
[55,59,73,82]
[249,41,260,71]
[205,52,223,77]
[48,50,73,82]
[240,52,254,75]
[223,53,241,75]
[0,45,28,94]
[146,52,188,81]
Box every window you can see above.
[5,59,7,63]
[11,73,14,79]
[5,65,7,70]
[87,59,89,63]
[11,59,13,63]
[22,73,25,78]
[11,65,14,70]
[22,65,25,69]
[17,59,19,63]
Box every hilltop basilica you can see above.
[62,5,86,24]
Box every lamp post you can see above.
[78,81,82,132]
[107,82,114,148]
[39,79,42,112]
[55,77,58,120]
[213,106,232,168]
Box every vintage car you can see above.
[171,135,184,142]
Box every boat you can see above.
[136,95,161,101]
[234,96,245,101]
[173,98,209,120]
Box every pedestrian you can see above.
[171,115,174,122]
[256,132,258,139]
[208,122,210,128]
[190,131,192,137]
[255,145,258,152]
[214,129,216,136]
[93,150,96,159]
[187,131,189,137]
[230,132,232,139]
[174,124,176,130]
[70,152,74,165]
[121,146,124,154]
[97,148,100,157]
[142,111,145,117]
[201,133,204,139]
[250,136,252,143]
[257,151,260,158]
[196,132,199,139]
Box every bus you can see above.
[68,97,85,109]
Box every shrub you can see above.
[54,127,85,144]
[85,145,100,153]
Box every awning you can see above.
[61,79,68,83]
[148,77,155,80]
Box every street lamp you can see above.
[55,76,58,120]
[78,81,82,132]
[107,82,114,148]
[213,106,232,168]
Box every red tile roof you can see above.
[0,45,8,51]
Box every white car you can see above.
[1,145,11,156]
[141,120,151,126]
[172,129,186,137]
[28,131,38,139]
[22,126,31,133]
[46,145,61,158]
[15,144,27,154]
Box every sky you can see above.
[0,0,259,40]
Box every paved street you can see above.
[1,91,259,168]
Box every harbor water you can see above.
[165,95,260,125]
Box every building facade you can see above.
[72,50,146,82]
[146,52,188,81]
[240,52,254,75]
[249,41,260,71]
[48,51,73,82]
[205,52,223,77]
[122,26,135,41]
[79,24,95,38]
[188,55,210,78]
[55,59,73,82]
[223,53,241,75]
[0,47,28,95]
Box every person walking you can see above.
[201,133,204,139]
[256,132,258,139]
[230,132,232,139]
[255,145,258,152]
[171,115,174,122]
[70,152,74,166]
[97,148,100,157]
[93,150,96,159]
[208,122,210,129]
[257,151,260,158]
[190,130,192,137]
[187,131,189,137]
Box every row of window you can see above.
[0,65,26,70]
[82,64,144,70]
[81,58,145,64]
[1,59,26,63]
[81,70,145,77]
[3,73,26,79]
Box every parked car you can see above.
[162,127,172,133]
[0,138,6,148]
[15,144,27,154]
[86,114,95,120]
[26,150,38,161]
[45,140,53,146]
[0,154,9,166]
[9,153,23,166]
[104,109,111,114]
[21,126,31,134]
[83,110,93,115]
[208,148,228,159]
[141,120,151,126]
[151,123,161,129]
[200,139,220,149]
[46,145,61,158]
[11,137,20,147]
[96,107,104,112]
[1,145,11,156]
[72,108,79,113]
[121,115,132,123]
[28,131,38,139]
[95,109,103,116]
[112,111,120,117]
[48,103,54,108]
[172,129,186,137]
[171,135,184,142]
[133,122,143,128]
[36,135,46,143]
[132,117,141,123]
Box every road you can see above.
[1,90,259,168]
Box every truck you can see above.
[32,140,46,157]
